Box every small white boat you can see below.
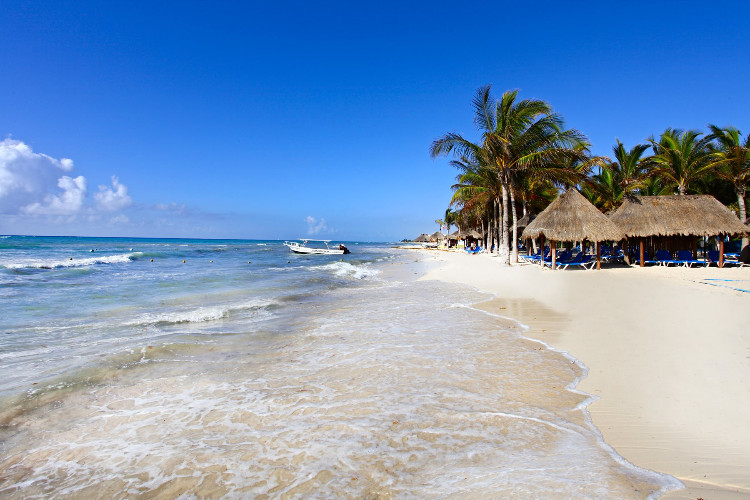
[283,239,350,255]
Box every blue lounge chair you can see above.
[542,249,572,268]
[600,247,624,263]
[655,249,678,266]
[639,251,660,266]
[521,248,547,263]
[557,252,595,270]
[675,250,706,267]
[707,250,743,267]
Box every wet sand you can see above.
[418,250,750,499]
[0,256,673,498]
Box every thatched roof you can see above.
[517,213,535,228]
[609,195,748,237]
[430,231,445,241]
[521,189,625,242]
[459,229,483,239]
[413,233,430,242]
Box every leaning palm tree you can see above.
[432,85,589,264]
[649,129,715,195]
[707,125,750,247]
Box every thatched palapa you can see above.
[413,233,430,242]
[609,195,748,237]
[521,189,625,243]
[516,213,535,229]
[609,195,747,268]
[459,229,483,239]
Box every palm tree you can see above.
[447,153,502,250]
[444,208,458,237]
[707,125,750,247]
[612,140,651,197]
[588,140,650,211]
[588,165,621,212]
[639,176,671,196]
[649,129,715,195]
[513,169,558,218]
[432,85,589,264]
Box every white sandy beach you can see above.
[417,249,750,499]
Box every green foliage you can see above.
[648,129,715,195]
[431,85,593,244]
[431,86,747,227]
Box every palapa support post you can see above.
[719,236,725,268]
[596,241,601,270]
[551,240,557,270]
[639,239,645,267]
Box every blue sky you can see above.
[1,1,748,241]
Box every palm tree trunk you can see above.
[678,183,686,195]
[486,205,492,251]
[738,188,748,248]
[500,184,510,265]
[494,197,500,254]
[486,203,492,252]
[510,186,519,264]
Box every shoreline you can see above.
[415,249,750,499]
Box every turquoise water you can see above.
[0,236,383,396]
[0,236,678,497]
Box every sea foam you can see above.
[1,252,141,270]
[313,261,380,279]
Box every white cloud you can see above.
[0,139,136,220]
[154,202,187,215]
[94,175,132,211]
[0,139,76,214]
[21,175,87,215]
[109,214,130,225]
[305,215,329,235]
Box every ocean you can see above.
[0,236,677,498]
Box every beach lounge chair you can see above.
[708,250,722,266]
[520,249,542,262]
[639,251,660,266]
[707,250,745,267]
[542,250,572,268]
[674,250,706,267]
[557,252,595,270]
[655,250,678,266]
[524,248,552,265]
[600,247,624,263]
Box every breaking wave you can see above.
[1,252,142,270]
[313,261,381,280]
[127,299,278,327]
